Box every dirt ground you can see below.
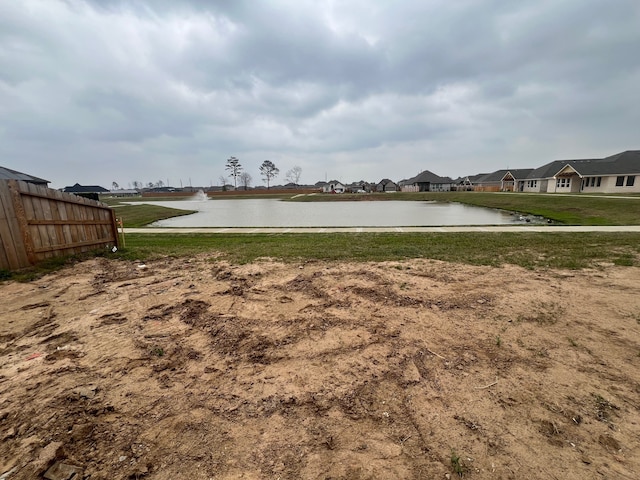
[1,255,639,479]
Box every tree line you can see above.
[223,157,302,190]
[111,159,302,191]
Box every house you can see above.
[62,183,110,194]
[500,169,534,192]
[62,183,110,201]
[524,151,640,194]
[461,171,507,191]
[0,166,49,186]
[454,174,488,191]
[456,169,533,192]
[346,181,372,193]
[376,179,398,192]
[400,170,454,192]
[322,181,346,194]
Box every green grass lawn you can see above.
[288,192,640,225]
[116,232,640,269]
[110,203,196,228]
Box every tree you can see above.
[240,172,252,190]
[225,156,242,189]
[285,166,302,185]
[259,160,279,189]
[132,181,142,190]
[112,181,119,190]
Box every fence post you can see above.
[8,180,37,265]
[109,207,120,249]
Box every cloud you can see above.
[1,0,639,188]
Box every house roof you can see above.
[502,169,534,181]
[405,170,453,184]
[62,183,109,193]
[527,151,640,179]
[578,150,640,175]
[462,173,489,183]
[475,169,510,183]
[526,159,597,179]
[0,166,49,185]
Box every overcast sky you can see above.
[2,0,639,189]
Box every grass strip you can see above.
[288,192,640,225]
[117,232,640,269]
[110,203,196,228]
[5,232,638,282]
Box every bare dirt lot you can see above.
[1,256,639,479]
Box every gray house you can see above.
[376,179,398,192]
[400,170,454,192]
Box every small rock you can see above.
[2,427,16,440]
[70,385,97,400]
[43,462,84,480]
[119,455,128,462]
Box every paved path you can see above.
[124,226,640,234]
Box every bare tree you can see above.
[259,160,279,189]
[218,175,228,191]
[285,166,302,185]
[225,156,242,189]
[240,171,252,190]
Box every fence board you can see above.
[0,182,30,269]
[0,180,118,270]
[0,190,19,270]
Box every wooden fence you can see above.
[0,180,119,271]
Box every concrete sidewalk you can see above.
[123,225,640,234]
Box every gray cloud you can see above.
[1,0,639,188]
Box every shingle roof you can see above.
[0,166,49,185]
[526,159,598,179]
[405,170,453,184]
[577,150,640,175]
[502,169,534,180]
[62,183,109,193]
[527,151,640,179]
[475,169,509,183]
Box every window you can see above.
[627,176,636,186]
[590,177,596,187]
[616,176,625,186]
[597,177,602,187]
[556,178,571,188]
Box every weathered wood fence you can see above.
[0,180,119,271]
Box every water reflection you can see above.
[144,199,527,228]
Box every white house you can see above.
[322,181,346,194]
[523,151,640,194]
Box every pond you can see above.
[143,197,534,228]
